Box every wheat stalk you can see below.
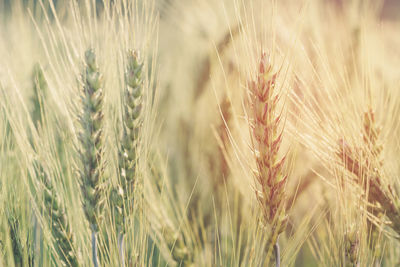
[362,108,385,262]
[30,63,47,267]
[30,64,78,266]
[248,52,288,266]
[216,95,231,184]
[340,108,392,265]
[31,64,47,129]
[77,48,106,267]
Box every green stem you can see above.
[91,228,99,267]
[118,232,125,267]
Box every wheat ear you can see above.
[111,50,143,265]
[5,208,26,266]
[30,65,77,265]
[344,224,360,266]
[248,52,288,266]
[78,48,105,267]
[119,50,143,209]
[163,226,192,266]
[35,164,78,266]
[339,108,400,235]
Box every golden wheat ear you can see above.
[339,117,400,232]
[339,107,400,266]
[248,52,289,266]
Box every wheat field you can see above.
[0,0,400,266]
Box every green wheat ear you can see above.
[118,49,143,216]
[77,48,106,266]
[35,164,78,266]
[5,209,25,266]
[163,226,193,266]
[30,63,78,266]
[78,48,105,230]
[111,50,143,266]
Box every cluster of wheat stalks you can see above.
[0,0,400,266]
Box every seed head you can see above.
[249,52,288,230]
[78,49,106,231]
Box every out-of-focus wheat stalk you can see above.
[217,96,231,183]
[30,63,78,266]
[339,108,395,265]
[210,95,232,194]
[31,64,47,130]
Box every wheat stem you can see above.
[118,232,125,266]
[91,228,99,267]
[274,242,280,267]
